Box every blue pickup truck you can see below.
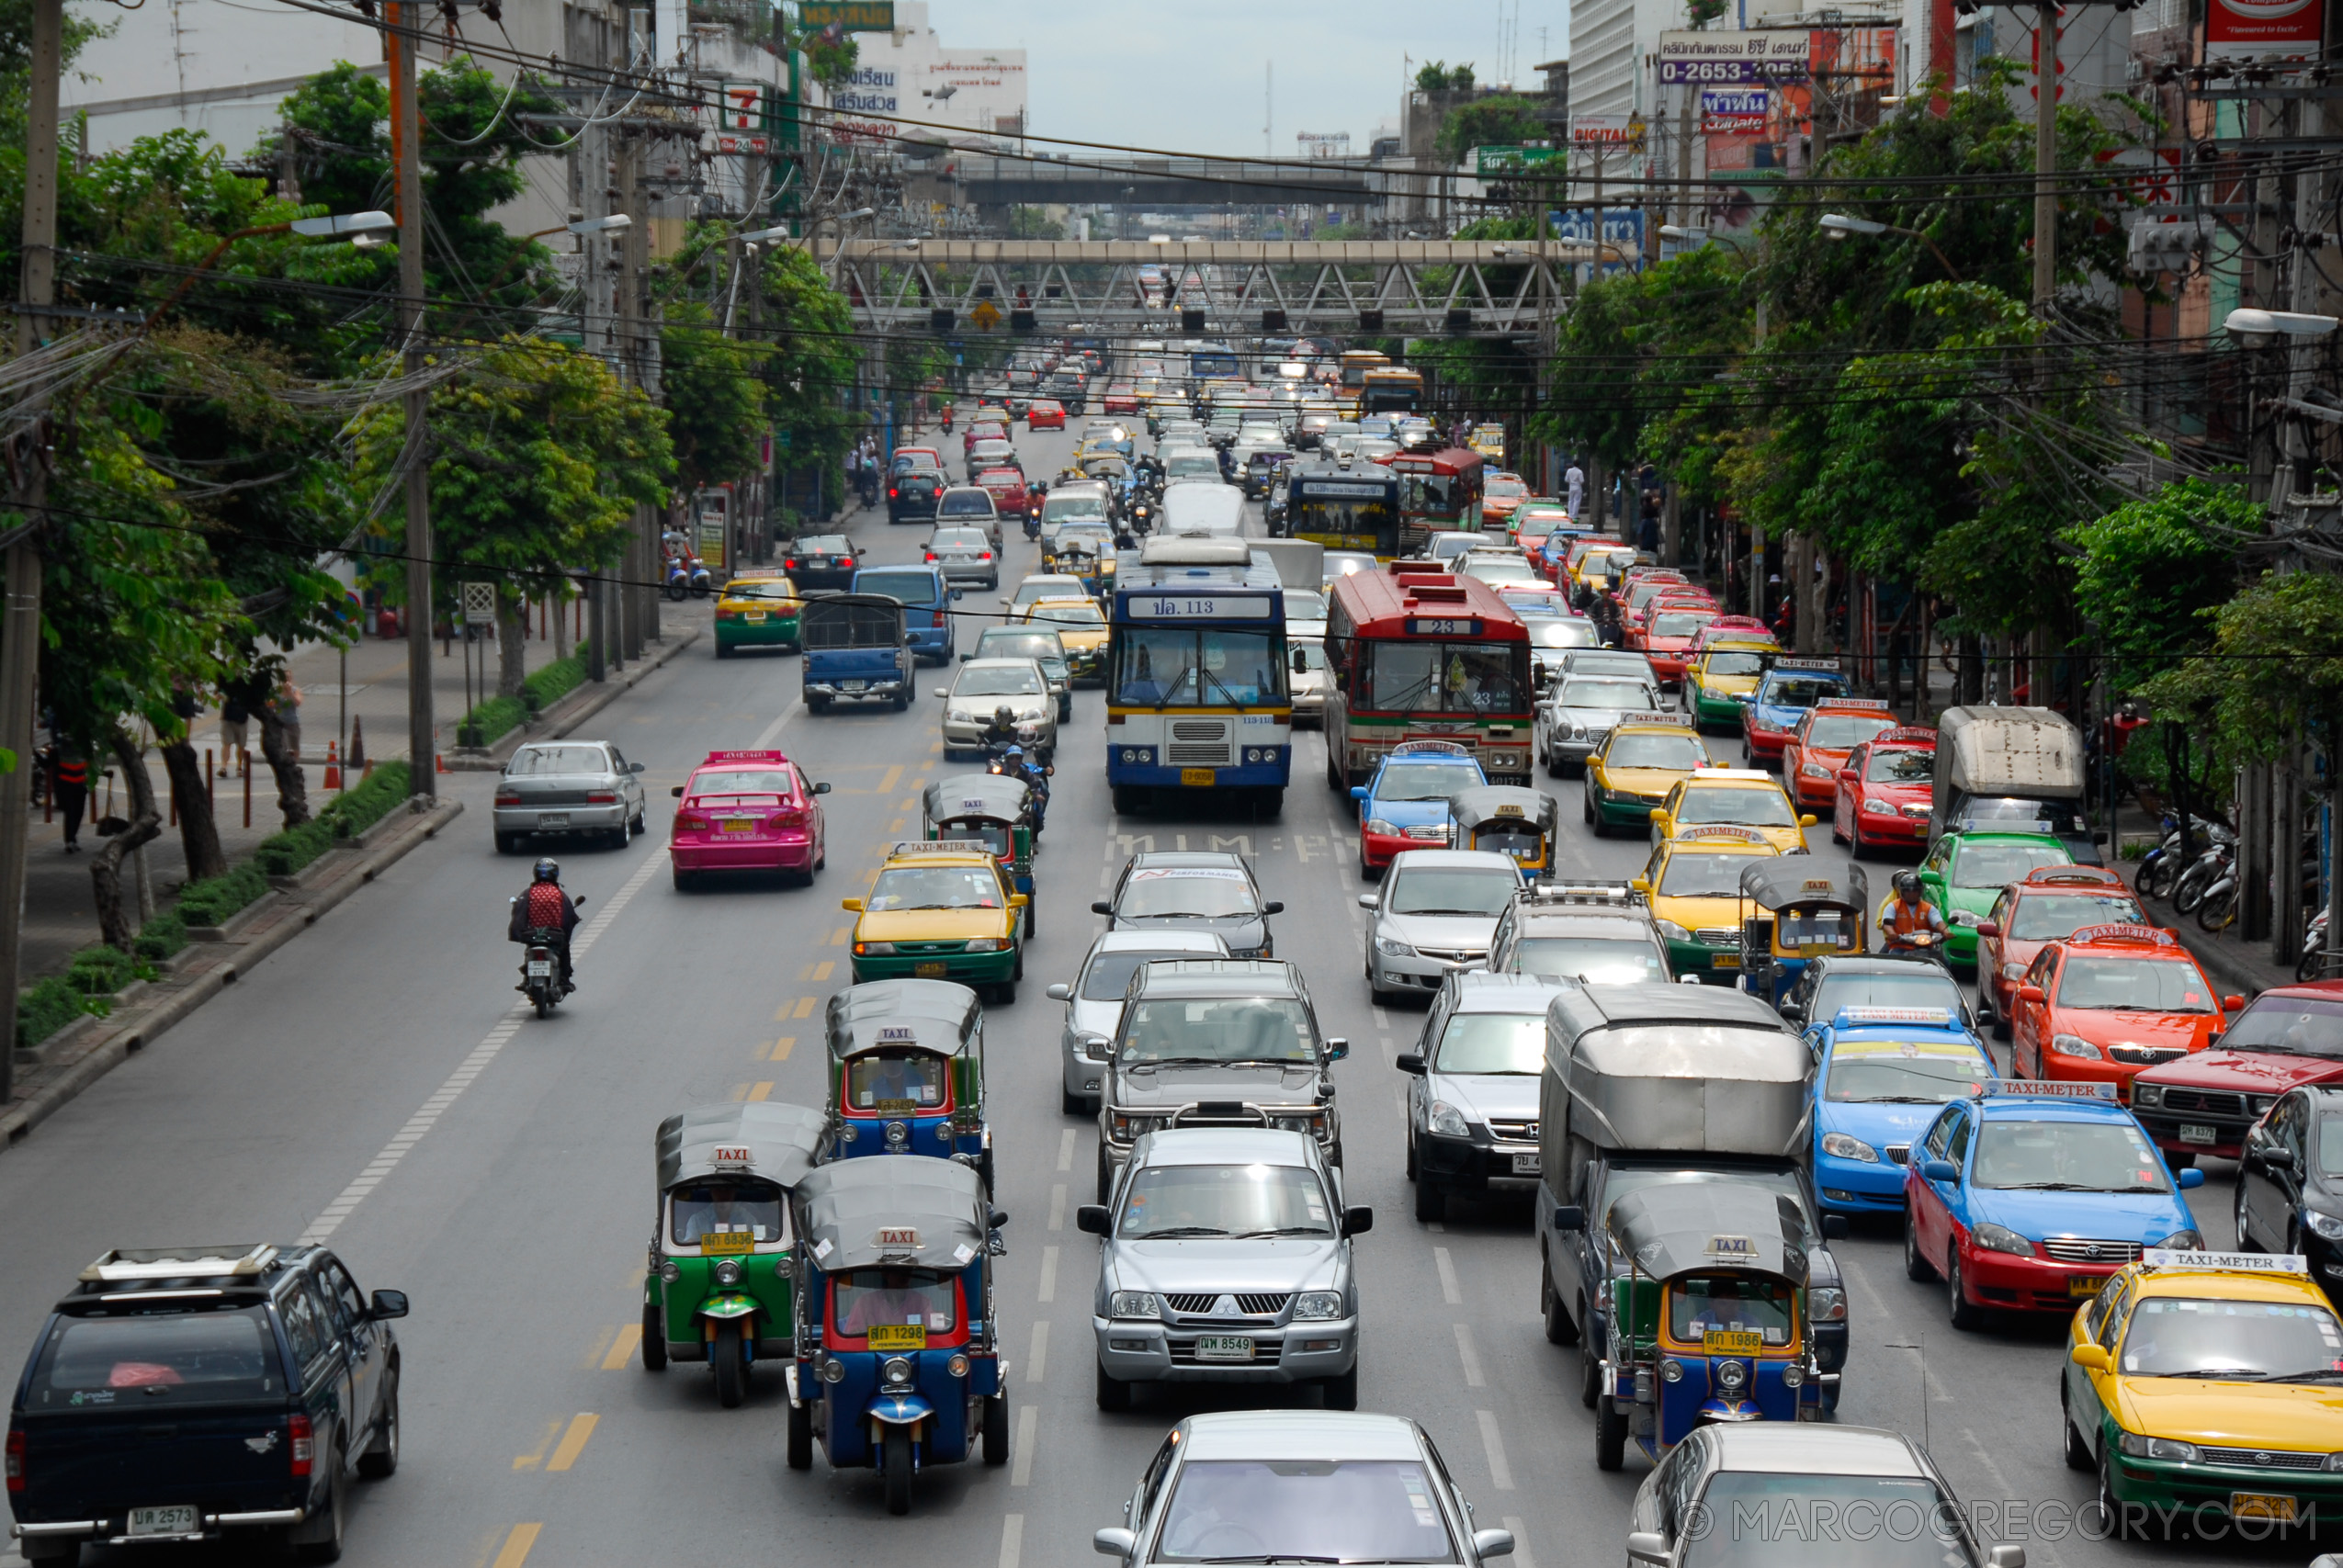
[800,592,917,714]
[8,1243,406,1562]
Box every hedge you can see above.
[135,911,187,961]
[176,862,270,928]
[17,975,86,1050]
[457,655,589,748]
[523,654,586,714]
[252,759,413,875]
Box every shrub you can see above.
[177,863,270,928]
[135,911,188,961]
[320,759,409,839]
[254,818,335,876]
[457,694,526,748]
[17,974,87,1050]
[66,944,137,997]
[522,654,585,715]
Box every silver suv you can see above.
[1484,880,1674,985]
[1398,970,1570,1222]
[1047,930,1229,1114]
[1079,1127,1368,1409]
[1095,959,1344,1201]
[1358,849,1522,1003]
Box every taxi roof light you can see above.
[1520,880,1643,908]
[1967,1080,2117,1100]
[1771,658,1844,672]
[1833,1006,1956,1028]
[889,839,996,858]
[2062,923,2179,947]
[1956,818,2057,835]
[2141,1249,2306,1273]
[1389,739,1473,756]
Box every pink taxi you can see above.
[669,749,830,891]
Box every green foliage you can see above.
[1007,206,1067,240]
[1437,96,1549,165]
[458,694,527,749]
[2140,570,2343,766]
[1416,62,1477,92]
[17,975,89,1050]
[522,655,587,715]
[758,244,861,474]
[250,759,413,871]
[662,300,770,493]
[2063,478,2253,689]
[134,911,188,962]
[66,943,142,998]
[177,863,272,928]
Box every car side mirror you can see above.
[1394,1052,1427,1075]
[842,897,866,912]
[1094,1529,1138,1559]
[990,1210,1011,1229]
[1679,974,1704,985]
[1342,1206,1375,1237]
[1822,1213,1850,1240]
[813,782,831,795]
[1358,893,1378,909]
[1047,983,1072,1001]
[1626,1531,1669,1567]
[1799,814,1817,828]
[2225,994,2247,1011]
[1075,1205,1111,1236]
[2178,1167,2205,1190]
[1324,1037,1349,1061]
[1473,1529,1516,1561]
[1631,877,1651,895]
[2017,985,2045,1006]
[2266,1145,2299,1170]
[368,1289,410,1322]
[1263,901,1285,915]
[2068,1344,2111,1374]
[934,689,950,700]
[1977,921,2001,939]
[671,785,685,797]
[1350,785,1368,800]
[1092,900,1112,915]
[960,651,973,662]
[1921,1158,1959,1184]
[1551,1204,1585,1232]
[628,761,646,774]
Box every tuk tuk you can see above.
[1445,784,1559,879]
[642,1100,828,1406]
[824,980,992,1192]
[1736,861,1871,1010]
[787,1156,1009,1511]
[1592,1180,1828,1470]
[922,773,1036,928]
[1046,537,1108,598]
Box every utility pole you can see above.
[390,1,435,802]
[0,0,62,1102]
[617,126,649,662]
[2032,0,2058,308]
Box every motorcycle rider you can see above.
[993,743,1048,831]
[979,704,1024,756]
[509,857,582,993]
[1878,870,1947,956]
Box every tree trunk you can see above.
[158,739,227,882]
[552,592,571,660]
[254,704,311,829]
[90,730,162,951]
[498,601,526,698]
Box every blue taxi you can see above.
[1806,1006,1998,1215]
[1351,740,1488,879]
[1740,657,1851,770]
[1904,1081,2206,1330]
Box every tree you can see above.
[1436,96,1548,164]
[1008,206,1067,240]
[1415,62,1477,93]
[755,244,861,510]
[2064,478,2253,691]
[2140,570,2343,773]
[662,302,770,496]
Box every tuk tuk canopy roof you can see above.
[1445,785,1558,835]
[799,592,907,650]
[1739,860,1869,913]
[1606,1180,1812,1285]
[923,773,1033,823]
[655,1100,828,1193]
[798,1156,990,1273]
[825,978,984,1063]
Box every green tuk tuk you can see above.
[922,773,1036,929]
[641,1100,827,1406]
[824,980,993,1192]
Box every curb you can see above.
[0,799,465,1149]
[2116,864,2291,1001]
[446,628,702,770]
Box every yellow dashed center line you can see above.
[811,960,834,981]
[746,1080,775,1101]
[513,1420,560,1472]
[601,1324,642,1371]
[877,763,904,795]
[792,995,819,1020]
[546,1413,599,1472]
[729,1082,751,1102]
[827,926,849,945]
[769,1035,796,1061]
[492,1523,544,1568]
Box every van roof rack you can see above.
[79,1245,278,1283]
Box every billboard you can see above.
[2207,0,2322,48]
[1549,208,1646,273]
[1658,29,1811,85]
[1474,144,1565,176]
[800,2,896,29]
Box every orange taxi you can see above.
[1776,698,1897,810]
[1975,866,2148,1039]
[1481,472,1530,529]
[1629,598,1722,685]
[2007,923,2245,1100]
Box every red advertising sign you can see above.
[2208,0,2321,49]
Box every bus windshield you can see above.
[1291,496,1399,553]
[1114,628,1290,707]
[1359,639,1528,714]
[1400,472,1475,523]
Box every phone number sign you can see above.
[1658,29,1810,85]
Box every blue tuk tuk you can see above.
[787,1156,1009,1512]
[922,773,1036,931]
[1737,860,1870,1010]
[823,980,993,1192]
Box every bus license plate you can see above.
[2180,1123,2218,1145]
[1194,1336,1255,1362]
[1181,768,1216,786]
[2233,1494,2300,1523]
[130,1506,198,1537]
[868,1324,927,1350]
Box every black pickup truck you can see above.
[7,1244,406,1562]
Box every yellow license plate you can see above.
[2233,1494,2300,1523]
[867,1324,928,1351]
[698,1231,755,1256]
[721,818,754,834]
[2069,1275,2110,1296]
[874,1098,919,1114]
[914,962,949,977]
[1181,768,1216,787]
[745,610,766,621]
[1703,1330,1763,1355]
[1712,954,1741,969]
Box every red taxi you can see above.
[1481,472,1529,529]
[1777,698,1897,811]
[2008,923,2243,1100]
[1025,399,1067,431]
[963,419,1008,453]
[1830,727,1935,853]
[1973,866,2143,1037]
[669,750,830,891]
[1630,599,1722,685]
[1618,572,1693,635]
[1686,616,1777,658]
[2130,981,2343,1161]
[975,466,1034,519]
[1101,383,1139,415]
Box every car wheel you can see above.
[1321,1363,1360,1411]
[994,977,1017,1006]
[1413,1169,1445,1223]
[1062,1083,1088,1116]
[672,868,695,892]
[2097,1448,2131,1540]
[1405,1129,1418,1180]
[1904,1213,1936,1280]
[716,643,733,660]
[2064,1389,2094,1472]
[712,1319,750,1407]
[639,1299,667,1371]
[299,1463,346,1562]
[2234,1178,2257,1250]
[1540,1255,1579,1347]
[1947,1250,1983,1331]
[1545,744,1565,780]
[494,831,519,854]
[356,1368,400,1478]
[1095,1359,1133,1412]
[1582,789,1595,827]
[1096,1145,1114,1205]
[1830,811,1847,846]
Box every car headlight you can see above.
[712,1258,743,1286]
[2051,1032,2102,1059]
[1715,1357,1749,1392]
[1273,1111,1328,1136]
[2002,962,2030,981]
[1654,919,1691,942]
[1863,799,1895,816]
[1079,1033,1111,1059]
[1374,934,1415,957]
[1109,1112,1159,1141]
[947,1353,971,1378]
[1948,909,1982,928]
[1427,1100,1470,1137]
[2252,1095,2279,1115]
[1801,763,1831,778]
[2155,1228,2204,1249]
[1782,1362,1806,1387]
[1970,1222,2035,1257]
[1292,1292,1344,1321]
[659,1260,681,1283]
[820,1356,847,1383]
[2119,1432,2200,1462]
[2310,1213,2343,1243]
[1806,1287,1847,1323]
[1820,1133,1879,1164]
[965,938,1010,953]
[855,942,897,956]
[1363,818,1400,837]
[1659,1359,1684,1382]
[2133,1084,2165,1108]
[881,1356,914,1387]
[1109,1291,1162,1319]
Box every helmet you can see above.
[1893,870,1922,898]
[994,705,1017,727]
[533,858,560,884]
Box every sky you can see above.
[927,0,1570,159]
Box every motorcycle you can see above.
[686,557,714,599]
[515,896,585,1019]
[1023,512,1042,543]
[2136,814,2230,901]
[985,746,1051,832]
[2301,909,2337,982]
[2172,837,2236,917]
[664,557,694,602]
[942,409,956,435]
[1883,929,1951,969]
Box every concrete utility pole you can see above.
[0,0,63,1102]
[390,1,435,801]
[2032,0,2058,309]
[617,128,649,662]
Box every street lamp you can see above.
[1818,212,1963,281]
[142,209,395,329]
[2224,308,2339,347]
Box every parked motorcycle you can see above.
[2138,816,2231,902]
[663,557,694,603]
[686,557,714,599]
[2172,837,2236,917]
[2300,909,2337,983]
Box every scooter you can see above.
[686,557,715,599]
[515,896,585,1019]
[1023,512,1042,543]
[2136,814,2230,901]
[664,557,693,602]
[985,745,1051,832]
[2300,909,2335,983]
[2172,837,2236,917]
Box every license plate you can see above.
[1511,1153,1542,1175]
[538,813,569,829]
[1712,954,1741,969]
[721,818,754,834]
[698,1230,755,1256]
[2180,1123,2218,1145]
[843,680,866,693]
[1703,1330,1763,1356]
[745,610,766,622]
[526,960,551,977]
[868,1323,927,1350]
[2069,1276,2107,1297]
[130,1506,198,1538]
[1194,1335,1256,1362]
[914,962,949,977]
[2233,1493,2300,1523]
[1181,768,1217,786]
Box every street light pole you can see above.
[389,0,435,804]
[2032,0,2058,309]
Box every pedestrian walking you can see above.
[219,689,249,771]
[275,676,303,762]
[1564,459,1585,518]
[52,746,87,853]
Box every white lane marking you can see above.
[1010,1404,1039,1486]
[1057,1128,1075,1171]
[1476,1410,1515,1490]
[300,849,668,1244]
[999,1515,1025,1568]
[1098,861,1113,888]
[1454,1323,1487,1387]
[750,700,799,750]
[1027,1320,1049,1383]
[1435,1247,1462,1304]
[1048,1183,1067,1231]
[1503,1518,1535,1568]
[1373,1005,1391,1031]
[1039,1245,1059,1303]
[1391,1086,1407,1118]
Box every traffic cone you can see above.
[346,716,367,771]
[323,742,342,792]
[436,751,447,774]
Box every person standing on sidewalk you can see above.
[274,676,303,762]
[52,745,87,853]
[219,689,250,773]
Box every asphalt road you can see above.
[0,419,2282,1568]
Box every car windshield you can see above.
[1388,867,1519,917]
[1649,611,1715,638]
[1703,651,1769,677]
[1825,1049,1994,1103]
[1032,602,1105,627]
[669,1179,787,1246]
[867,866,1002,911]
[798,536,850,553]
[1681,1473,1976,1568]
[1120,869,1260,919]
[1081,949,1212,1001]
[509,745,608,775]
[1154,1460,1458,1564]
[27,1306,284,1407]
[832,1269,958,1337]
[1373,762,1481,804]
[1601,1164,1816,1231]
[1669,1275,1794,1346]
[2054,956,2214,1013]
[1119,996,1316,1064]
[857,569,941,604]
[2008,893,2145,941]
[1812,971,1968,1021]
[1509,936,1669,986]
[846,1051,948,1110]
[1804,715,1896,751]
[2224,997,2343,1058]
[1658,852,1767,897]
[979,634,1064,665]
[1013,579,1084,607]
[1971,1118,2171,1192]
[1526,617,1595,649]
[1949,841,2070,888]
[939,494,995,517]
[1433,1011,1545,1074]
[955,668,1047,698]
[1868,748,1935,783]
[1045,496,1108,524]
[725,580,797,603]
[1607,733,1706,771]
[1678,786,1797,829]
[690,769,795,798]
[1117,1161,1333,1238]
[932,529,989,550]
[2121,1296,2343,1378]
[1283,590,1326,622]
[1760,678,1843,708]
[1559,681,1658,712]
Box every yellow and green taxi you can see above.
[1632,830,1781,983]
[1649,769,1816,854]
[2067,1249,2343,1530]
[1021,596,1108,682]
[1582,713,1712,834]
[1685,641,1781,729]
[712,571,802,659]
[842,840,1027,1002]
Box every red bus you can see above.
[1323,565,1534,789]
[1387,446,1487,555]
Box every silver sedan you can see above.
[1046,930,1229,1114]
[492,740,646,853]
[1537,673,1664,776]
[936,658,1058,760]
